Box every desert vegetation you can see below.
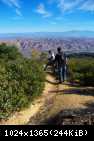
[0,43,45,119]
[0,39,94,124]
[68,56,94,86]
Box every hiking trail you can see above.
[0,73,94,125]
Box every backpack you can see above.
[56,52,65,66]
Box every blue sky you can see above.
[0,0,94,33]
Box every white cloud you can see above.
[79,0,94,12]
[35,3,52,18]
[58,0,83,12]
[36,4,46,14]
[1,0,22,16]
[1,0,20,8]
[48,0,94,13]
[15,8,22,16]
[57,0,94,13]
[9,0,20,8]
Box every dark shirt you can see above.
[55,52,66,67]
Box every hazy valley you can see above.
[1,37,94,57]
[18,37,94,57]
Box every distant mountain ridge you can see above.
[0,31,94,39]
[0,33,94,56]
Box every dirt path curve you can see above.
[0,74,58,125]
[28,78,94,125]
[0,74,94,125]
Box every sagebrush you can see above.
[0,44,45,119]
[68,57,94,86]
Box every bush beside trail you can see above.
[68,57,94,86]
[0,44,45,120]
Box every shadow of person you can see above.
[46,79,59,85]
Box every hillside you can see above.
[0,41,94,125]
[18,38,94,58]
[1,37,94,57]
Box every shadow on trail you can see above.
[85,101,94,109]
[39,105,94,125]
[46,71,54,76]
[45,71,59,85]
[27,100,94,125]
[46,79,59,85]
[27,71,94,125]
[49,86,94,97]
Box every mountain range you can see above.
[0,31,94,39]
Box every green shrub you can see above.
[0,44,22,60]
[0,44,45,119]
[68,57,94,86]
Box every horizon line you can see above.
[1,30,94,34]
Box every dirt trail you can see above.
[28,82,94,125]
[0,74,94,125]
[0,74,57,125]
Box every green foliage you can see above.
[40,52,48,63]
[0,44,22,60]
[0,44,45,119]
[68,57,94,86]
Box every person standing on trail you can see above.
[55,47,67,83]
[44,50,55,71]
